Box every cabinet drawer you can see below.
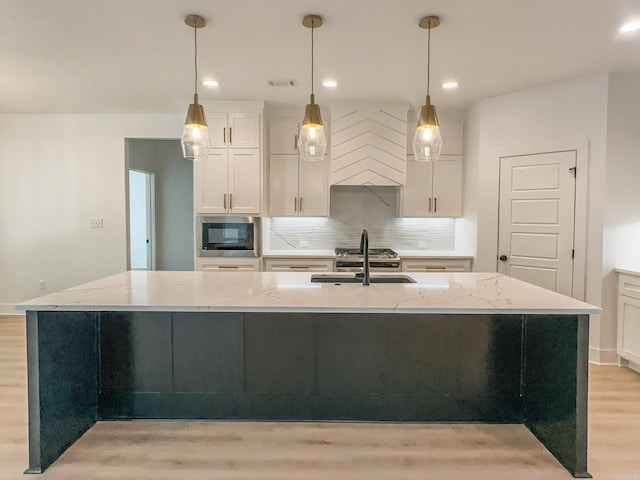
[618,273,640,301]
[401,258,471,272]
[264,258,334,272]
[195,257,261,272]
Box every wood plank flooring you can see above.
[1,315,639,479]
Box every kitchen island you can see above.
[18,271,599,477]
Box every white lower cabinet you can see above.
[401,258,472,272]
[195,257,261,272]
[617,272,640,366]
[263,258,334,272]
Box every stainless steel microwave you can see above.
[197,216,260,257]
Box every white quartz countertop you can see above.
[615,268,640,276]
[17,271,601,315]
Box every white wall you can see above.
[0,114,183,312]
[464,75,610,360]
[602,72,640,360]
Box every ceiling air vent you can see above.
[268,79,297,87]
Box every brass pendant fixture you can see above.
[181,14,210,161]
[298,14,327,162]
[413,15,443,162]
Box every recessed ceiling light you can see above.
[203,80,219,87]
[442,81,458,89]
[323,80,337,88]
[620,20,640,32]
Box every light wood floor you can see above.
[1,315,639,480]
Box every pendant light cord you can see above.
[311,19,315,95]
[194,24,199,96]
[426,24,431,97]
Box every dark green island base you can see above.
[25,310,590,477]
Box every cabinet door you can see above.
[269,154,299,216]
[228,149,261,214]
[270,118,299,155]
[228,113,260,149]
[432,155,462,217]
[207,113,228,148]
[618,294,640,365]
[402,158,433,217]
[299,157,329,216]
[195,150,229,214]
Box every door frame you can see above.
[496,139,589,301]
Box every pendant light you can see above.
[413,16,443,162]
[298,15,327,162]
[181,14,210,161]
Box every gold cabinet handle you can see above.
[223,127,226,144]
[294,197,298,212]
[299,197,303,212]
[218,265,239,269]
[223,193,227,209]
[294,134,298,151]
[229,193,233,210]
[290,266,310,269]
[434,197,437,213]
[229,127,232,145]
[428,197,432,213]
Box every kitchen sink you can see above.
[310,274,416,284]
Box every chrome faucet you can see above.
[359,229,370,286]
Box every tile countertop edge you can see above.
[614,268,640,276]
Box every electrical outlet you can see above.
[418,241,428,249]
[90,218,104,228]
[39,280,46,290]
[299,240,310,248]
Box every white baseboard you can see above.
[617,358,640,374]
[589,347,618,365]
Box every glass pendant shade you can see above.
[181,93,210,160]
[298,94,327,161]
[412,95,442,162]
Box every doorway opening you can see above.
[129,169,156,270]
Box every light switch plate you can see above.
[418,241,428,249]
[299,240,310,248]
[90,218,104,228]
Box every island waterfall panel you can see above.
[26,309,589,478]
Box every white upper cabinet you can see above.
[269,117,329,217]
[196,149,261,215]
[269,118,299,155]
[401,155,463,217]
[196,101,264,215]
[208,112,260,149]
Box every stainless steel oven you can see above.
[334,248,400,272]
[197,216,260,257]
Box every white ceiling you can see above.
[1,0,639,114]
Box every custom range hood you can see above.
[330,104,408,186]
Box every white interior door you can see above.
[498,151,576,295]
[128,169,155,270]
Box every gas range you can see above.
[334,247,400,271]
